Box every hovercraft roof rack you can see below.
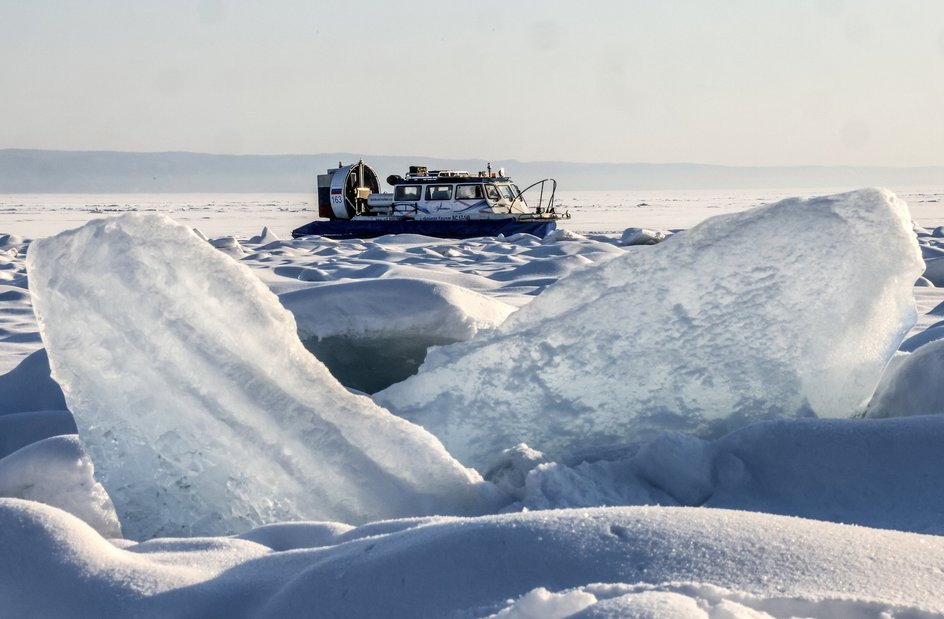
[405,168,473,180]
[401,163,509,182]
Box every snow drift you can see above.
[866,339,944,418]
[0,348,67,416]
[26,214,499,539]
[511,414,944,535]
[280,278,514,392]
[280,278,513,342]
[3,498,944,618]
[378,189,924,469]
[0,436,120,538]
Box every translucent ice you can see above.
[378,189,923,469]
[27,214,497,539]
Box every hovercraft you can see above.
[291,161,569,240]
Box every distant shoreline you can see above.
[2,149,943,193]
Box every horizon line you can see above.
[3,148,944,171]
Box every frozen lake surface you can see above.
[2,187,943,238]
[4,186,944,617]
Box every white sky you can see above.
[2,0,943,166]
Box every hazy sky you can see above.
[2,0,943,166]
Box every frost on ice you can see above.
[378,189,924,469]
[26,213,497,539]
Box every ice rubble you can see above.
[618,226,667,246]
[378,189,924,469]
[26,214,498,539]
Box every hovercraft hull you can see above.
[291,218,557,240]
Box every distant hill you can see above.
[1,149,942,192]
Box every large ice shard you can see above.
[27,214,497,539]
[378,189,924,469]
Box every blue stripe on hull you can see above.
[291,218,557,240]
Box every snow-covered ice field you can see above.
[4,186,942,238]
[3,187,944,617]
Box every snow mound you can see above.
[378,189,923,469]
[0,348,67,414]
[519,415,944,534]
[495,582,931,619]
[280,278,514,341]
[281,278,516,393]
[0,233,25,249]
[0,436,120,537]
[542,228,585,243]
[866,339,944,418]
[922,255,944,286]
[0,410,76,460]
[208,235,245,256]
[27,213,498,539]
[900,323,944,351]
[4,500,944,617]
[247,226,279,244]
[618,226,667,245]
[236,520,354,551]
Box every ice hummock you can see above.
[378,189,924,469]
[26,213,499,539]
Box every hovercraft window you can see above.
[394,185,421,201]
[497,185,516,200]
[512,185,525,203]
[485,184,500,200]
[426,185,453,200]
[455,184,485,200]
